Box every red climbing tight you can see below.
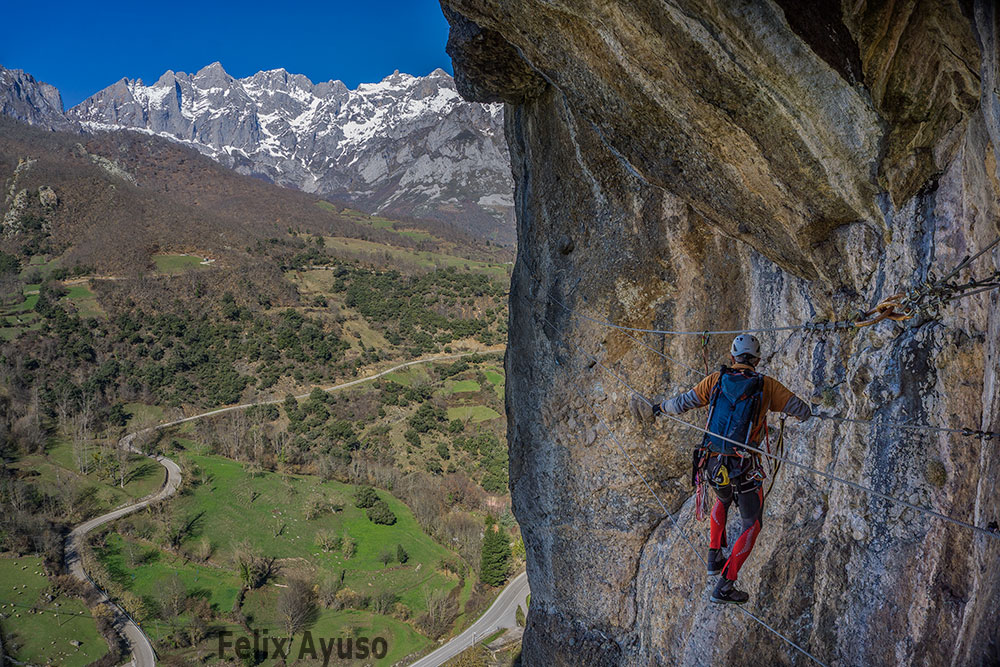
[711,482,764,580]
[710,499,728,549]
[724,517,761,580]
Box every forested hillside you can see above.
[0,115,518,665]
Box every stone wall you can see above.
[441,1,1000,664]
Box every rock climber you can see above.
[628,334,812,604]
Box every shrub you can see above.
[315,529,341,552]
[396,544,409,564]
[371,591,397,614]
[342,535,357,559]
[335,587,368,610]
[409,402,446,433]
[366,499,397,525]
[354,485,379,508]
[304,493,332,519]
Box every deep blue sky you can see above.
[1,1,453,109]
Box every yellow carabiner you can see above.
[716,463,730,487]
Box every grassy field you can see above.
[445,379,481,395]
[64,282,104,318]
[0,282,42,340]
[321,236,508,280]
[316,202,435,244]
[22,255,61,278]
[153,254,207,274]
[9,438,166,520]
[384,365,431,387]
[124,402,165,424]
[88,450,467,661]
[172,455,457,584]
[239,594,431,665]
[95,533,242,642]
[2,271,105,339]
[447,405,502,424]
[484,369,504,399]
[0,556,108,666]
[342,315,390,349]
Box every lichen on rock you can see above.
[440,0,1000,664]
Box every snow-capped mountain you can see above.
[0,66,78,132]
[68,62,513,242]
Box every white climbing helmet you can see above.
[731,334,761,359]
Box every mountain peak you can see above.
[154,70,177,87]
[60,64,513,242]
[194,62,232,86]
[0,64,77,131]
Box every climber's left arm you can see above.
[766,377,813,421]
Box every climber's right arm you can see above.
[659,372,718,415]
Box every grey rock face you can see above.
[0,66,78,132]
[67,63,513,242]
[441,0,1000,665]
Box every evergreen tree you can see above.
[480,524,511,587]
[355,485,379,508]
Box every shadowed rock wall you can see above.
[441,1,1000,664]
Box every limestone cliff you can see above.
[440,1,1000,665]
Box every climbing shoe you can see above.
[710,578,749,605]
[707,549,728,576]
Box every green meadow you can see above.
[447,405,502,424]
[0,556,108,666]
[89,451,469,661]
[10,438,165,520]
[445,379,481,395]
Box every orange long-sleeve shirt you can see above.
[662,363,810,442]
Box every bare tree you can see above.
[55,385,75,435]
[277,578,314,635]
[158,573,187,620]
[72,410,93,474]
[115,438,132,488]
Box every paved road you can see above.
[63,443,181,667]
[408,571,530,667]
[62,352,492,667]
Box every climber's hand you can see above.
[629,394,657,425]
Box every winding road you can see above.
[408,571,530,667]
[62,351,507,667]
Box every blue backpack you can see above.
[702,367,763,455]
